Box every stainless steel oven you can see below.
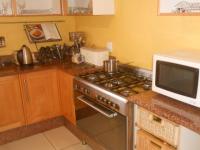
[74,79,128,150]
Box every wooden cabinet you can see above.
[15,0,62,15]
[64,0,115,15]
[21,69,61,125]
[136,130,176,150]
[0,0,13,16]
[59,71,76,125]
[0,75,25,132]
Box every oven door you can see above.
[75,95,127,150]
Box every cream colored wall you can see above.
[0,16,76,55]
[75,0,200,69]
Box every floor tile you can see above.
[44,126,80,150]
[1,134,54,150]
[63,143,93,150]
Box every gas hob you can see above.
[78,71,152,97]
[74,71,151,116]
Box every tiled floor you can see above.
[0,126,92,150]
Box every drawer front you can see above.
[137,130,176,150]
[136,107,179,147]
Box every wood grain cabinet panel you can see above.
[21,69,61,125]
[136,130,176,150]
[0,75,25,132]
[59,71,76,125]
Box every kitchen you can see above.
[0,0,200,150]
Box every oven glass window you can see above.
[156,61,199,98]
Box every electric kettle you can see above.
[16,45,33,66]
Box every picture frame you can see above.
[159,0,200,15]
[24,23,62,43]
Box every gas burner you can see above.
[143,83,151,90]
[112,79,125,85]
[104,82,116,89]
[98,74,107,79]
[87,74,97,81]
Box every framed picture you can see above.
[24,23,62,43]
[159,0,200,15]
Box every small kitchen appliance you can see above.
[152,51,200,108]
[74,70,151,150]
[16,45,33,66]
[80,47,109,66]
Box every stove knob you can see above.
[107,101,111,105]
[103,99,107,103]
[97,95,103,101]
[75,84,81,90]
[84,88,90,94]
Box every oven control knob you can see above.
[103,98,107,103]
[75,84,81,90]
[97,95,103,101]
[107,101,111,105]
[84,88,90,94]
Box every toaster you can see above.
[80,47,109,66]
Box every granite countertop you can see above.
[2,62,200,135]
[0,62,100,77]
[128,91,200,134]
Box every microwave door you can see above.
[156,61,199,98]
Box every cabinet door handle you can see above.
[24,80,30,102]
[150,141,162,149]
[150,114,163,124]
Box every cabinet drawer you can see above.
[137,130,176,150]
[136,107,179,147]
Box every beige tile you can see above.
[2,134,54,150]
[0,145,8,150]
[44,126,80,150]
[63,143,93,150]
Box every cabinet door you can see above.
[16,0,61,15]
[0,0,13,16]
[136,130,176,150]
[0,75,25,132]
[65,0,92,15]
[59,71,76,125]
[21,69,61,125]
[64,0,115,15]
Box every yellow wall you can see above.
[75,0,200,69]
[0,16,76,55]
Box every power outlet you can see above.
[106,42,113,52]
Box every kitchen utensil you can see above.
[103,56,119,73]
[72,53,85,64]
[16,45,33,66]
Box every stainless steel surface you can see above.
[16,45,33,65]
[103,57,119,74]
[77,95,118,118]
[74,78,127,116]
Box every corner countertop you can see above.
[128,91,200,134]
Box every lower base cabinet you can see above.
[59,71,76,125]
[0,75,25,132]
[136,130,176,150]
[21,69,61,125]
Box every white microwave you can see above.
[152,51,200,108]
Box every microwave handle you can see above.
[77,95,118,119]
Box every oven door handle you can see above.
[77,95,118,118]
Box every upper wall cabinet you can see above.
[16,0,62,15]
[64,0,115,15]
[0,0,13,16]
